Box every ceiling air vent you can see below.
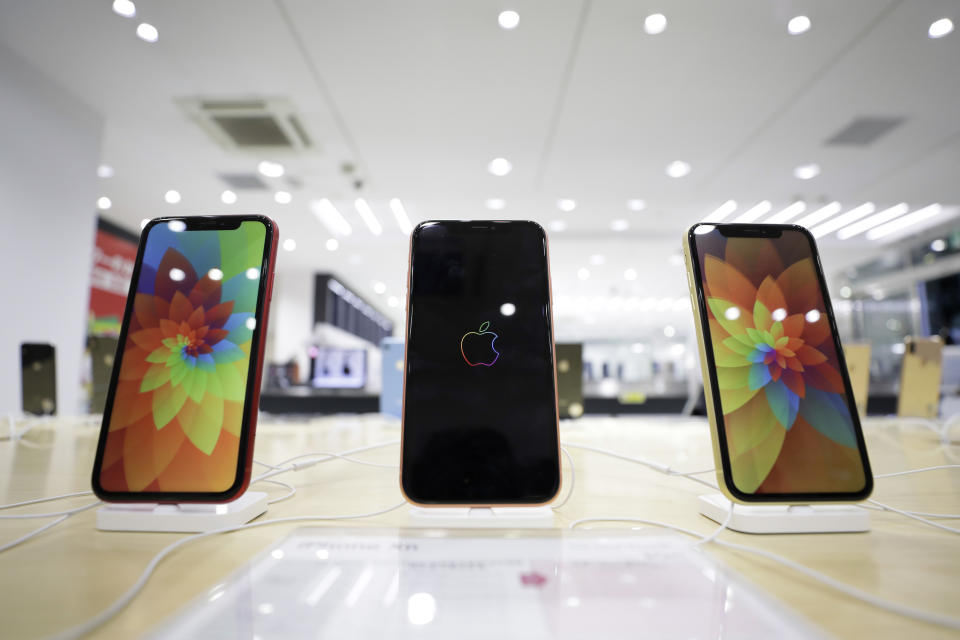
[178,97,313,151]
[218,173,269,190]
[825,116,905,146]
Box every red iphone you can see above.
[92,216,278,502]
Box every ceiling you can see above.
[1,0,958,340]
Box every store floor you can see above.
[1,415,957,638]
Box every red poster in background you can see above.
[89,227,137,336]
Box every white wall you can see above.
[266,268,315,381]
[0,43,102,415]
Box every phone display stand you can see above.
[406,506,555,529]
[96,491,268,533]
[698,494,869,534]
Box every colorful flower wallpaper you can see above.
[697,231,867,495]
[99,220,266,493]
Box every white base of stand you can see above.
[407,506,555,529]
[96,491,268,533]
[698,493,869,534]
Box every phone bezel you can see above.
[686,222,873,503]
[91,214,278,503]
[399,219,562,507]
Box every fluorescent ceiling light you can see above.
[624,268,638,281]
[96,196,112,210]
[866,204,943,240]
[97,164,114,178]
[665,160,691,178]
[793,163,820,180]
[627,199,646,211]
[611,219,629,231]
[644,13,667,35]
[257,161,284,178]
[810,203,875,238]
[325,238,339,251]
[765,201,806,224]
[929,18,954,39]
[485,198,505,211]
[795,201,841,228]
[549,220,567,232]
[557,199,576,212]
[311,199,353,236]
[498,10,519,29]
[487,157,512,176]
[589,254,605,265]
[388,198,414,234]
[112,0,135,18]
[136,23,158,43]
[274,191,292,204]
[577,268,590,281]
[164,190,181,204]
[703,200,737,223]
[221,190,237,204]
[732,200,772,223]
[836,203,908,239]
[354,198,383,235]
[787,16,810,35]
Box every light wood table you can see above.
[1,415,958,639]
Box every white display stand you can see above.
[406,506,555,529]
[96,491,268,533]
[698,493,869,534]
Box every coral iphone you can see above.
[401,221,561,506]
[92,216,278,502]
[684,223,872,503]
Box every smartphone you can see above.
[401,220,560,505]
[91,216,278,502]
[88,336,119,414]
[20,343,57,415]
[897,336,943,418]
[684,223,872,502]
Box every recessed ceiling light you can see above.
[388,198,414,234]
[590,254,605,265]
[97,164,114,178]
[549,220,567,232]
[498,10,520,30]
[388,296,400,308]
[795,201,841,228]
[500,302,516,316]
[164,190,181,204]
[644,13,667,35]
[557,199,576,212]
[373,281,387,295]
[866,203,943,240]
[96,196,112,210]
[931,238,948,252]
[354,198,383,235]
[577,267,590,281]
[663,325,676,338]
[325,238,339,251]
[929,18,954,39]
[487,157,513,176]
[627,199,646,211]
[282,238,296,252]
[732,200,772,223]
[167,220,185,232]
[836,203,909,239]
[221,190,237,204]
[811,203,875,238]
[311,199,353,236]
[274,191,292,204]
[787,15,811,35]
[485,198,506,211]
[703,200,737,223]
[839,286,852,299]
[611,219,629,231]
[257,160,284,178]
[136,22,158,43]
[665,160,691,178]
[140,218,150,230]
[794,163,820,180]
[624,268,638,281]
[112,0,136,18]
[765,201,806,224]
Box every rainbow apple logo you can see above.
[461,321,500,367]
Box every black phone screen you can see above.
[402,221,560,504]
[21,343,56,415]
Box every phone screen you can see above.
[95,218,271,497]
[21,343,56,415]
[689,225,871,499]
[402,221,560,504]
